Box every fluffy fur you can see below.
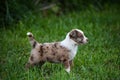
[25,29,88,73]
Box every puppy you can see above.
[25,29,88,73]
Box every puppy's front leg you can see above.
[63,60,70,73]
[69,60,74,67]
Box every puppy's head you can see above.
[69,29,88,45]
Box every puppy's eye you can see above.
[79,35,82,38]
[77,33,83,38]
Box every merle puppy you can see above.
[26,29,88,73]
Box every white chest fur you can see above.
[60,33,78,61]
[68,45,78,60]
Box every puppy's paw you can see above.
[65,66,70,74]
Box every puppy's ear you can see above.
[69,30,77,38]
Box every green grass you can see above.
[0,7,120,80]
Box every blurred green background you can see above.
[0,0,120,26]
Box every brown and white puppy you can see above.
[25,29,88,73]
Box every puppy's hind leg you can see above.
[25,57,36,70]
[25,54,41,69]
[38,61,45,68]
[25,62,34,70]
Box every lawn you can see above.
[0,7,120,80]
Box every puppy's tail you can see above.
[27,32,38,48]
